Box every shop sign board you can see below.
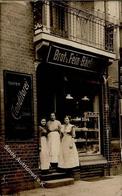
[47,45,107,73]
[85,112,99,118]
[4,70,34,141]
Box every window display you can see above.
[71,112,100,155]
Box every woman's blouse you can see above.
[39,126,47,137]
[61,123,75,137]
[47,120,61,133]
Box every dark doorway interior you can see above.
[36,63,101,123]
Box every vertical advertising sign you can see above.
[4,71,34,140]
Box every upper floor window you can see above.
[34,1,44,30]
[50,1,68,37]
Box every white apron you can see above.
[39,136,50,170]
[58,124,79,168]
[47,120,61,163]
[48,131,60,163]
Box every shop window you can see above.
[62,72,101,155]
[69,95,101,155]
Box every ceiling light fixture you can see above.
[66,94,74,100]
[82,96,90,101]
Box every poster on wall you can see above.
[4,70,34,140]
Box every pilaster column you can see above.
[43,0,50,33]
[103,73,111,175]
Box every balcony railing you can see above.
[34,1,117,53]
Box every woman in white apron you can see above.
[58,115,79,169]
[39,118,50,171]
[47,113,61,168]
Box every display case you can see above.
[71,112,100,155]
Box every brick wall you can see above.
[109,141,121,175]
[110,151,121,167]
[0,2,39,194]
[108,88,121,174]
[102,76,121,175]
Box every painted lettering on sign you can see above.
[4,71,34,140]
[11,80,29,120]
[68,53,80,65]
[47,45,106,73]
[53,49,67,63]
[52,49,93,68]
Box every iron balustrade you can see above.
[34,1,117,53]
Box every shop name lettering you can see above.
[11,80,29,120]
[53,49,94,68]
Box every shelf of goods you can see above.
[72,112,100,155]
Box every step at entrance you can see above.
[44,178,74,188]
[41,172,70,181]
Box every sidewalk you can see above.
[10,175,122,196]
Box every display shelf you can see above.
[72,112,100,155]
[75,128,99,132]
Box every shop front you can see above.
[36,43,109,176]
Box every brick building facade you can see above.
[0,1,121,194]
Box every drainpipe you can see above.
[103,73,111,176]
